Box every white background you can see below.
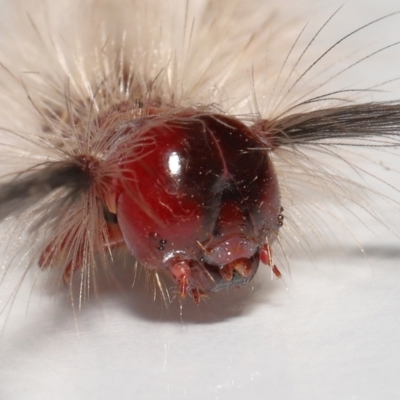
[1,1,400,399]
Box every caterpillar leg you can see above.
[260,244,282,278]
[39,223,125,282]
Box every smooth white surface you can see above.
[1,1,400,400]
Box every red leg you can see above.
[170,260,206,304]
[39,223,125,282]
[260,243,282,278]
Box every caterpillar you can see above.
[0,0,399,312]
[1,1,400,399]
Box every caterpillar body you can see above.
[0,0,399,311]
[1,1,400,399]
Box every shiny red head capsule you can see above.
[112,112,282,301]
